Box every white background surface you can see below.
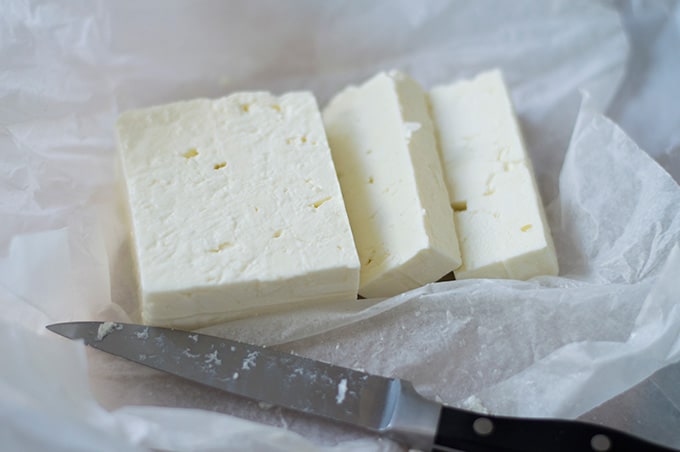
[1,1,679,451]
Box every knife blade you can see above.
[46,321,677,452]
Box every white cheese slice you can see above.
[117,92,360,327]
[323,71,462,298]
[429,69,558,280]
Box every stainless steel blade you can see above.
[47,321,441,450]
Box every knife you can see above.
[47,321,676,452]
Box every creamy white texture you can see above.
[117,92,360,327]
[336,378,347,404]
[323,71,462,298]
[429,69,558,279]
[96,322,121,341]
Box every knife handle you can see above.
[433,405,677,452]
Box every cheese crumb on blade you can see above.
[96,322,122,341]
[117,92,360,327]
[323,71,462,298]
[429,69,558,280]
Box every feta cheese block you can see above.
[323,71,462,298]
[117,92,360,327]
[429,69,558,280]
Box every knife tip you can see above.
[45,322,70,338]
[45,321,101,340]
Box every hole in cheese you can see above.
[271,104,281,112]
[521,224,533,232]
[213,162,227,170]
[311,196,332,208]
[452,201,467,212]
[241,103,250,112]
[182,149,199,159]
[286,135,308,145]
[368,177,374,184]
[272,230,282,238]
[208,242,233,253]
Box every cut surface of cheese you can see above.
[323,71,461,298]
[429,69,558,280]
[117,92,360,327]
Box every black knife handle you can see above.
[433,405,678,452]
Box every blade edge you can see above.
[46,322,399,432]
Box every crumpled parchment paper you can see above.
[1,1,679,451]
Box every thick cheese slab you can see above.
[117,92,360,327]
[429,69,558,280]
[323,71,462,298]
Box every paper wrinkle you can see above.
[552,94,680,285]
[2,1,680,451]
[608,1,680,175]
[463,244,680,419]
[0,318,140,452]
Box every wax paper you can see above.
[1,1,680,451]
